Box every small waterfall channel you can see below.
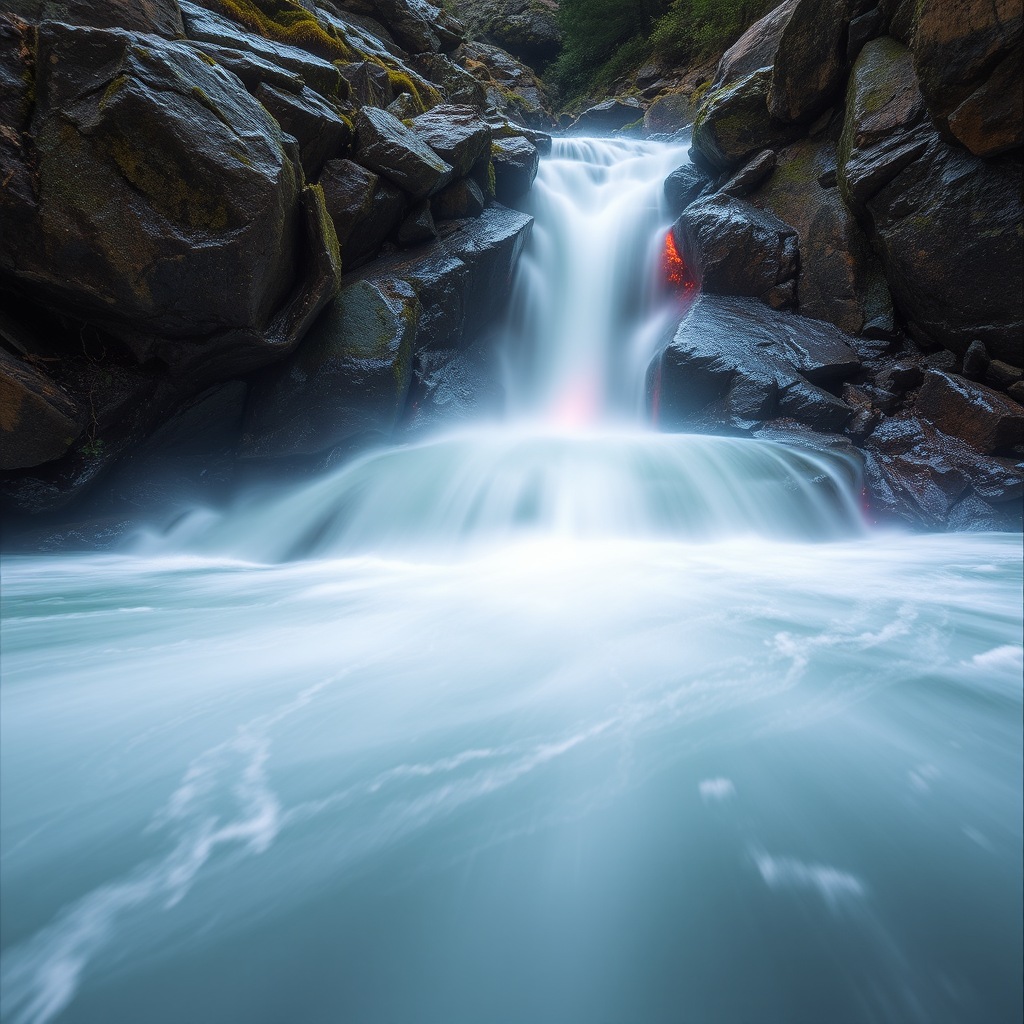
[1,140,1021,1024]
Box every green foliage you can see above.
[552,0,776,101]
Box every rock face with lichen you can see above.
[0,0,545,526]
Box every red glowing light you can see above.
[662,231,695,290]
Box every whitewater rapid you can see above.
[2,139,1021,1024]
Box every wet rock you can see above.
[319,158,407,267]
[647,294,859,434]
[752,131,895,337]
[673,197,799,306]
[642,89,698,135]
[491,135,539,204]
[663,162,710,218]
[863,413,1024,529]
[847,7,884,63]
[397,199,438,245]
[769,0,851,124]
[569,99,644,136]
[1008,382,1024,405]
[385,92,419,120]
[692,68,801,172]
[412,104,492,177]
[185,41,306,94]
[916,370,1024,455]
[353,106,454,199]
[455,40,552,127]
[179,1,344,98]
[432,177,485,221]
[488,118,552,154]
[0,22,342,378]
[840,38,1024,363]
[372,0,464,54]
[337,60,395,109]
[0,347,85,471]
[985,361,1023,392]
[15,0,185,36]
[911,0,1023,158]
[409,52,487,108]
[254,83,351,179]
[720,149,776,197]
[242,206,532,459]
[713,0,798,88]
[962,340,990,381]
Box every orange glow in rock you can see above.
[663,231,695,290]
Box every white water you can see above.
[2,140,1021,1024]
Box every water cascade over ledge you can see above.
[2,139,1021,1024]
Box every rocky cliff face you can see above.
[0,0,548,530]
[648,0,1023,531]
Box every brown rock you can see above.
[432,177,485,221]
[713,0,798,88]
[916,370,1024,454]
[643,89,697,135]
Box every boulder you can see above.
[643,89,697,135]
[242,206,532,459]
[432,177,485,220]
[455,40,552,127]
[911,0,1023,158]
[647,294,859,434]
[719,148,776,197]
[8,0,185,36]
[491,135,539,204]
[569,99,644,136]
[319,158,407,268]
[185,41,307,94]
[337,61,395,109]
[254,83,351,179]
[397,199,438,245]
[453,0,562,69]
[863,413,1024,529]
[178,1,345,97]
[847,7,885,62]
[751,131,895,337]
[915,370,1024,454]
[673,196,799,307]
[371,0,464,54]
[0,347,85,471]
[691,67,800,171]
[412,104,492,177]
[712,0,798,88]
[409,52,488,108]
[769,0,851,124]
[353,106,454,199]
[840,38,1024,363]
[0,22,340,378]
[663,162,710,218]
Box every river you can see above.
[2,139,1021,1024]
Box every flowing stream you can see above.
[2,139,1021,1024]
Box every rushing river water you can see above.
[2,140,1022,1024]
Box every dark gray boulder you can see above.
[491,135,539,204]
[712,0,798,89]
[397,200,439,245]
[184,40,306,95]
[915,371,1024,455]
[673,196,799,308]
[412,104,492,177]
[241,206,532,459]
[254,83,351,180]
[647,294,859,434]
[569,98,643,135]
[663,162,710,218]
[408,52,487,108]
[432,177,485,221]
[353,106,454,199]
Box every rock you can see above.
[385,92,419,120]
[474,1,562,69]
[864,413,1024,529]
[692,68,800,172]
[663,162,710,218]
[178,1,345,98]
[720,149,776,197]
[642,89,697,135]
[712,0,798,88]
[911,0,1023,158]
[412,104,492,177]
[353,106,454,199]
[454,40,552,128]
[488,117,552,154]
[673,196,799,306]
[986,361,1023,392]
[337,61,394,109]
[372,0,463,54]
[254,83,351,179]
[242,206,532,459]
[840,38,1024,363]
[491,135,539,204]
[408,52,487,108]
[397,199,438,245]
[847,7,885,62]
[319,158,407,267]
[1008,382,1024,405]
[916,370,1024,454]
[0,22,341,379]
[752,131,895,337]
[432,177,485,220]
[962,340,990,381]
[0,347,85,471]
[874,360,923,394]
[569,99,644,136]
[769,0,851,124]
[647,294,859,434]
[13,0,185,37]
[185,41,307,94]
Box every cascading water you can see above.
[1,140,1021,1024]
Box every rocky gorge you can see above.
[1,0,1022,541]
